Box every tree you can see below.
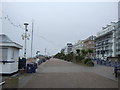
[65,52,74,62]
[54,53,60,58]
[76,49,80,55]
[60,52,65,60]
[81,49,87,56]
[87,49,94,57]
[88,49,93,53]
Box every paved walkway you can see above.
[20,58,118,88]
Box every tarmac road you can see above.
[21,58,118,88]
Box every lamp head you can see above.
[24,22,29,26]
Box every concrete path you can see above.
[37,58,118,81]
[21,58,118,88]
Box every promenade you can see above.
[18,58,118,88]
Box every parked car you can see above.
[42,59,46,62]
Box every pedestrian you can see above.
[113,64,117,78]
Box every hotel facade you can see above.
[95,21,120,59]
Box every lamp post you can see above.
[45,48,47,57]
[36,51,40,58]
[22,22,30,58]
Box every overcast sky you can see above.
[1,2,118,57]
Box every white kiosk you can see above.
[0,34,22,75]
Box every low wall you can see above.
[107,57,119,62]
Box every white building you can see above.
[72,40,84,53]
[95,21,120,59]
[62,43,73,54]
[0,34,22,75]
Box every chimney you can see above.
[102,27,106,30]
[107,24,111,27]
[111,22,116,24]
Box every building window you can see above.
[0,48,8,61]
[11,49,14,59]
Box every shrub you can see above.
[82,59,89,64]
[76,55,84,62]
[86,60,94,66]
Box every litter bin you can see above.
[33,63,37,73]
[22,58,26,69]
[34,63,37,69]
[26,63,34,73]
[26,63,37,73]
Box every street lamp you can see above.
[36,51,40,55]
[36,51,40,58]
[24,23,29,31]
[22,22,30,58]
